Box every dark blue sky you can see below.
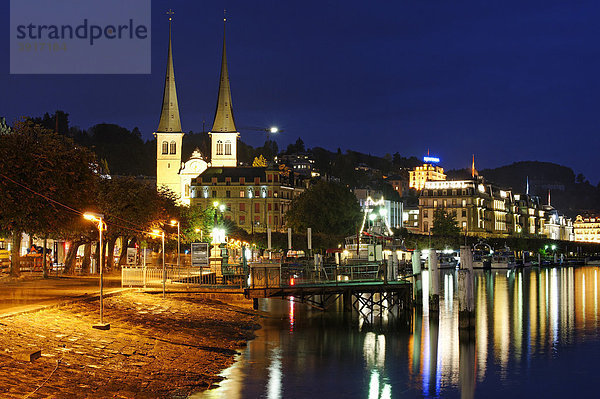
[2,1,600,183]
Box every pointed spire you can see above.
[526,176,530,195]
[156,11,182,133]
[548,189,551,206]
[471,154,475,178]
[211,16,237,133]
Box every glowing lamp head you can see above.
[83,212,103,222]
[369,213,377,221]
[213,201,219,208]
[170,219,178,226]
[195,228,200,233]
[270,127,278,134]
[219,204,226,212]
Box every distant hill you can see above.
[448,161,599,217]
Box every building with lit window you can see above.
[409,163,446,191]
[354,189,403,230]
[419,178,517,236]
[574,215,600,243]
[543,205,574,241]
[190,168,302,232]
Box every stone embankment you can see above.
[0,291,260,398]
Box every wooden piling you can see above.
[458,246,475,329]
[412,250,422,305]
[429,250,439,312]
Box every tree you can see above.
[431,209,461,237]
[0,119,98,275]
[286,181,362,235]
[252,155,267,167]
[95,177,179,270]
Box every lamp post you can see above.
[83,212,110,330]
[171,220,180,277]
[152,229,166,298]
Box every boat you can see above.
[438,249,459,269]
[490,248,517,269]
[472,242,492,269]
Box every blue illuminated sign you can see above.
[423,156,440,163]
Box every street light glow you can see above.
[270,126,278,133]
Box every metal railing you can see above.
[248,262,387,289]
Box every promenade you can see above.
[0,275,260,398]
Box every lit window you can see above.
[216,140,223,155]
[161,141,168,154]
[170,141,176,154]
[224,140,232,155]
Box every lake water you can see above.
[197,266,600,398]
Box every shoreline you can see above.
[0,291,261,398]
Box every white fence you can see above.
[122,264,247,288]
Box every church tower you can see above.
[209,18,239,167]
[155,11,184,196]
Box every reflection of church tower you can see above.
[209,18,239,167]
[154,12,184,196]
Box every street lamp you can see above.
[151,229,166,298]
[170,219,180,276]
[83,212,110,330]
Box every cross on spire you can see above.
[167,9,174,21]
[223,9,227,22]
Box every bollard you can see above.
[412,250,422,305]
[429,250,440,312]
[538,253,541,267]
[392,252,399,280]
[553,253,558,265]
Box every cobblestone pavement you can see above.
[0,292,260,398]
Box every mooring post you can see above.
[554,253,558,265]
[538,252,541,267]
[412,250,422,306]
[429,250,440,312]
[392,252,399,280]
[458,246,475,330]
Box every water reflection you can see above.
[197,267,600,398]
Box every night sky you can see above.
[2,1,600,182]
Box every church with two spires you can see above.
[154,16,301,232]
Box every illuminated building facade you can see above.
[573,215,600,243]
[418,178,577,240]
[190,168,302,233]
[542,205,574,241]
[354,188,403,231]
[409,163,446,191]
[419,178,517,236]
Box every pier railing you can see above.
[248,262,387,289]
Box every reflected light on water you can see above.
[197,267,600,399]
[267,347,282,399]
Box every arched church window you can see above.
[162,141,168,154]
[170,141,176,154]
[224,140,232,155]
[216,140,223,155]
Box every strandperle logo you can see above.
[15,19,149,46]
[10,0,151,74]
